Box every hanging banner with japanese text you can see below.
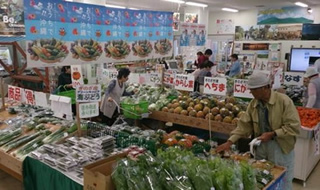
[203,77,227,96]
[79,102,99,118]
[233,79,254,99]
[284,72,303,86]
[24,0,173,68]
[76,84,101,102]
[24,89,35,105]
[174,74,194,91]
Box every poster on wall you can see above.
[185,13,198,24]
[235,24,302,41]
[216,19,234,34]
[24,1,173,68]
[173,12,179,31]
[180,23,206,47]
[257,7,314,25]
[0,0,24,36]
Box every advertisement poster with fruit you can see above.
[71,65,84,88]
[24,0,173,68]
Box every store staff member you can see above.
[304,67,320,108]
[217,72,300,190]
[228,54,241,77]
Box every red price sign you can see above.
[233,79,253,99]
[164,71,174,85]
[8,85,23,102]
[24,89,35,105]
[203,77,227,96]
[174,74,194,92]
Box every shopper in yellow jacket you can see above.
[217,71,300,190]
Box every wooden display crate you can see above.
[149,111,237,134]
[83,152,127,190]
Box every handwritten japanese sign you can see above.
[150,72,162,85]
[71,65,84,88]
[164,71,175,85]
[8,85,23,102]
[233,79,254,99]
[79,102,99,118]
[76,85,101,102]
[284,72,303,86]
[24,89,35,105]
[102,69,118,80]
[174,74,194,91]
[203,77,227,96]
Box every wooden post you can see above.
[0,78,5,111]
[76,102,82,137]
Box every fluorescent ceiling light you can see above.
[105,4,126,9]
[163,0,185,4]
[128,7,139,10]
[222,8,239,13]
[64,0,73,2]
[186,2,208,7]
[295,2,308,7]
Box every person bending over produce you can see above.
[100,68,133,126]
[216,72,300,190]
[304,67,320,108]
[196,60,214,93]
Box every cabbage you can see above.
[148,103,157,111]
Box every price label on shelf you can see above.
[149,72,162,85]
[233,79,253,99]
[174,74,194,92]
[284,72,303,86]
[76,84,101,102]
[203,77,227,96]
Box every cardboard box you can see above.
[83,152,127,190]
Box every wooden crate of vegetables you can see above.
[149,96,248,134]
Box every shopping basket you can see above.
[120,101,149,119]
[55,85,76,104]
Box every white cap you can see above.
[304,67,319,78]
[247,72,270,89]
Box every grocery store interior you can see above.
[1,0,320,190]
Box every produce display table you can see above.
[294,126,320,186]
[23,156,82,190]
[149,111,236,134]
[0,111,22,181]
[265,166,286,190]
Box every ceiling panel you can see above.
[72,0,320,12]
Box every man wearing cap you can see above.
[217,72,300,190]
[304,67,320,108]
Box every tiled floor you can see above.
[0,162,319,190]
